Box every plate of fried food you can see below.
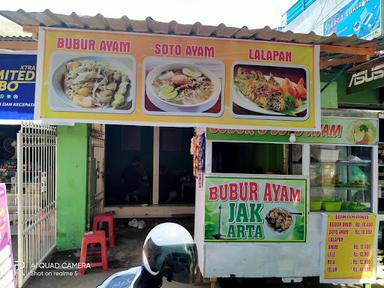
[232,65,308,117]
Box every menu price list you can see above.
[323,214,376,282]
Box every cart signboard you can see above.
[0,52,36,121]
[204,174,307,242]
[206,117,378,145]
[320,213,377,284]
[0,183,16,288]
[36,27,320,131]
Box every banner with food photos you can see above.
[204,174,307,242]
[206,117,379,146]
[36,27,320,130]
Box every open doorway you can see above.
[159,127,195,204]
[105,125,153,205]
[103,125,195,217]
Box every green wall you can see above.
[337,73,380,104]
[212,142,284,174]
[320,81,338,108]
[320,71,380,106]
[56,124,88,250]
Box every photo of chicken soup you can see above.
[151,66,214,106]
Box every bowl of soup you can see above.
[145,63,221,113]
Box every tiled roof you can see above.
[0,9,380,68]
[0,35,33,41]
[0,9,374,47]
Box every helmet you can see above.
[142,223,198,284]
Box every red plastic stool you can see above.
[78,231,108,275]
[92,213,116,247]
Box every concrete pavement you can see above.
[24,268,209,288]
[23,269,384,288]
[22,218,384,288]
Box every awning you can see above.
[0,9,379,69]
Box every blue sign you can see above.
[323,0,381,40]
[0,53,36,120]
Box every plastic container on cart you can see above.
[310,200,322,211]
[322,201,342,212]
[311,148,339,162]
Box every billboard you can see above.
[324,0,382,40]
[35,28,320,131]
[0,53,36,121]
[347,57,384,94]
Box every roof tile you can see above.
[0,9,377,47]
[0,9,380,67]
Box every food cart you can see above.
[193,110,379,284]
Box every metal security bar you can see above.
[17,122,57,287]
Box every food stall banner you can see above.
[320,213,377,284]
[0,53,36,121]
[0,183,16,288]
[323,0,382,40]
[206,117,378,145]
[204,174,307,242]
[36,27,320,131]
[347,57,384,94]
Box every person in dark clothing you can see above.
[122,156,149,203]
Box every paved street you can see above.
[23,270,384,288]
[24,268,208,288]
[23,218,384,288]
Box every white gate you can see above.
[16,122,57,287]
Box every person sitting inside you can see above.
[122,156,149,203]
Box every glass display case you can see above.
[309,145,372,212]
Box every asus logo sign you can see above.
[348,63,384,88]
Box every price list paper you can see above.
[321,213,377,284]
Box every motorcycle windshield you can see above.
[97,266,142,288]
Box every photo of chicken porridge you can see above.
[59,58,131,109]
[265,207,293,233]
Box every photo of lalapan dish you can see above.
[232,64,308,119]
[144,60,223,116]
[49,55,135,113]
